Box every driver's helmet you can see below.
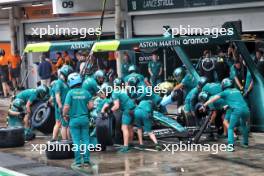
[173,67,186,82]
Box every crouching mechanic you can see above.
[134,100,162,150]
[15,85,49,139]
[63,72,94,167]
[201,78,250,151]
[161,67,197,107]
[7,99,26,127]
[184,76,208,117]
[52,65,73,141]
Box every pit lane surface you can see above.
[1,98,264,175]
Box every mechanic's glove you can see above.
[199,105,206,112]
[101,112,108,120]
[243,91,249,98]
[20,111,26,118]
[135,99,140,105]
[223,105,229,111]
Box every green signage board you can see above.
[128,0,264,12]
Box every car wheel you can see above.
[31,101,55,134]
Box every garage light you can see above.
[32,2,44,7]
[1,6,12,10]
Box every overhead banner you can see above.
[128,0,264,12]
[52,0,115,14]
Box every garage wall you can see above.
[0,24,10,41]
[133,7,264,35]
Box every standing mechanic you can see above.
[148,52,162,87]
[102,84,136,153]
[0,49,11,98]
[82,70,105,97]
[201,78,250,151]
[121,53,132,78]
[52,65,73,141]
[134,100,162,150]
[63,72,94,167]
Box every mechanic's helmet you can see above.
[59,65,74,80]
[113,78,122,87]
[94,70,105,85]
[173,67,186,82]
[12,99,25,110]
[0,48,5,56]
[198,91,209,103]
[221,78,233,90]
[100,82,112,98]
[36,85,50,99]
[127,76,139,87]
[128,65,137,73]
[67,72,83,88]
[197,76,208,89]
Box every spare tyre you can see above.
[31,101,55,134]
[96,114,114,150]
[0,127,24,148]
[46,140,74,159]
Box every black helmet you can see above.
[36,85,50,99]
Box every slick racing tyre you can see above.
[46,140,74,159]
[113,111,123,145]
[96,114,114,150]
[0,127,24,148]
[31,101,55,134]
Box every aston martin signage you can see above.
[128,0,264,12]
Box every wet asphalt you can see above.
[1,99,264,176]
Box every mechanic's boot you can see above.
[118,146,130,153]
[138,144,145,150]
[240,143,249,149]
[84,161,95,168]
[155,143,162,151]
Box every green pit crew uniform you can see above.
[134,100,153,133]
[181,73,198,97]
[82,77,99,96]
[124,73,145,84]
[15,89,39,136]
[54,79,70,127]
[111,90,136,125]
[216,88,250,146]
[16,89,38,103]
[148,61,162,87]
[184,87,199,112]
[202,83,231,120]
[121,63,131,78]
[7,104,24,127]
[64,88,92,165]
